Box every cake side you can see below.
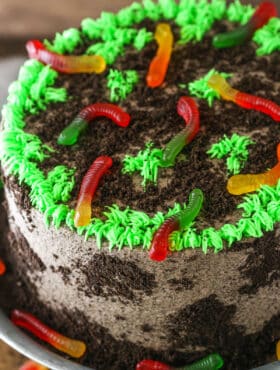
[3,174,280,369]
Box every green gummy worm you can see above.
[182,353,224,370]
[161,126,192,167]
[213,24,252,48]
[57,119,88,146]
[178,188,204,229]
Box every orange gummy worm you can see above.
[146,23,174,88]
[227,143,280,195]
[26,40,106,74]
[11,310,86,358]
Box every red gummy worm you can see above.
[177,97,200,139]
[20,360,49,370]
[149,189,203,262]
[79,103,131,127]
[235,92,280,122]
[162,97,200,167]
[0,258,6,275]
[277,142,280,161]
[58,103,131,146]
[136,359,172,370]
[74,156,113,227]
[250,1,277,30]
[208,74,280,122]
[26,40,106,74]
[11,309,86,358]
[149,217,180,262]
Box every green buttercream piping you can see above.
[81,0,248,70]
[85,25,151,63]
[0,60,73,230]
[122,142,164,188]
[81,18,104,40]
[44,28,82,53]
[142,0,162,21]
[168,181,280,253]
[253,18,280,56]
[80,202,187,250]
[47,166,75,203]
[116,2,147,26]
[210,0,227,21]
[101,27,137,44]
[207,134,255,175]
[24,65,67,114]
[176,0,226,43]
[133,28,153,50]
[107,69,139,102]
[86,41,124,65]
[158,0,179,20]
[187,69,232,106]
[1,3,280,253]
[226,0,255,25]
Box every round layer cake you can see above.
[1,1,280,369]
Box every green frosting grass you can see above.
[107,69,139,102]
[133,28,153,50]
[78,202,187,250]
[122,142,164,187]
[176,0,226,43]
[207,134,255,175]
[85,27,152,65]
[6,61,67,121]
[253,17,280,56]
[44,28,82,54]
[187,69,232,107]
[1,1,280,253]
[226,0,254,25]
[0,60,74,230]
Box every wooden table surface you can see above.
[0,0,278,369]
[0,341,26,370]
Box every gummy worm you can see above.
[146,23,174,88]
[208,74,280,122]
[74,156,113,227]
[161,97,200,167]
[276,339,280,360]
[58,103,131,146]
[11,309,86,358]
[0,258,6,275]
[20,360,49,370]
[26,40,106,74]
[149,188,204,262]
[213,1,277,48]
[136,353,224,370]
[227,143,280,195]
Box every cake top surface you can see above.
[1,0,280,258]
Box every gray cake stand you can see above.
[0,309,280,370]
